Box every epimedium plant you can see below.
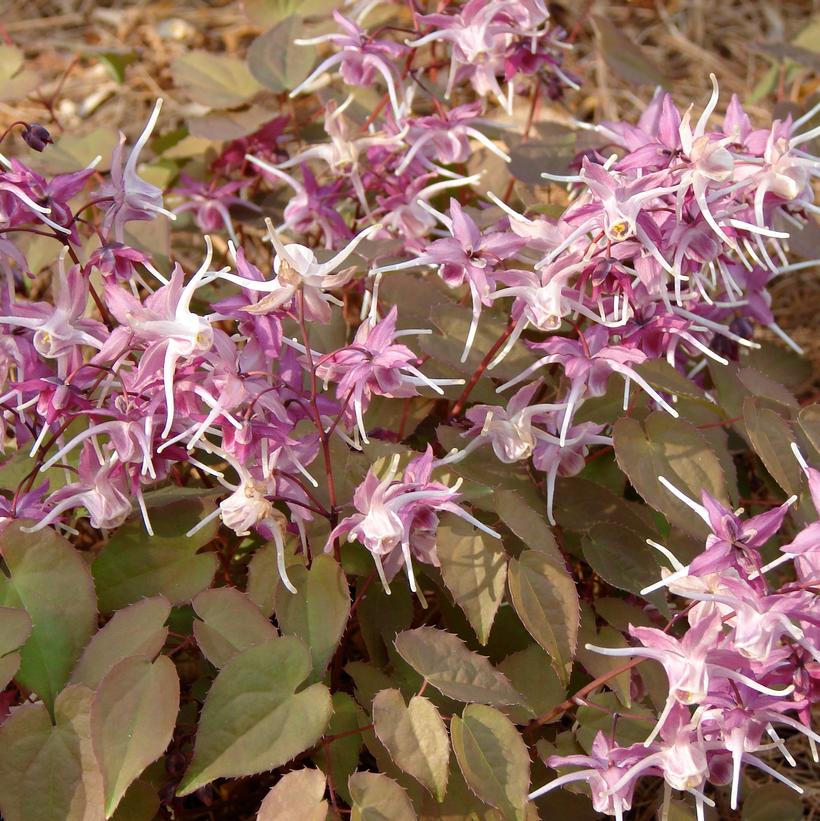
[0,1,818,819]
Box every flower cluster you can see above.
[0,0,817,813]
[531,462,820,819]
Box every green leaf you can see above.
[507,550,579,685]
[178,637,332,795]
[0,45,23,79]
[257,768,328,821]
[436,426,545,513]
[595,596,654,631]
[70,596,171,688]
[0,685,104,821]
[0,525,97,710]
[675,397,738,506]
[743,398,802,496]
[576,692,655,752]
[422,302,540,383]
[577,605,631,708]
[496,645,565,725]
[245,0,339,27]
[494,489,564,564]
[634,359,709,402]
[0,45,39,102]
[553,476,657,535]
[346,661,397,709]
[372,689,449,801]
[92,48,138,84]
[0,440,70,493]
[436,515,507,645]
[274,555,350,680]
[743,342,812,392]
[394,627,521,706]
[91,656,179,817]
[247,540,288,617]
[0,606,32,657]
[33,127,119,174]
[348,772,417,821]
[581,523,664,598]
[0,652,20,690]
[92,497,219,613]
[109,780,159,821]
[613,413,727,537]
[450,705,530,821]
[188,106,273,141]
[592,15,665,86]
[508,124,576,183]
[357,577,414,667]
[193,586,278,668]
[171,51,262,108]
[798,404,820,457]
[247,17,316,94]
[418,758,505,819]
[741,782,804,821]
[313,692,365,805]
[738,367,798,410]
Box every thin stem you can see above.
[524,657,644,739]
[450,318,516,417]
[296,290,339,556]
[0,121,28,146]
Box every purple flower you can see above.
[531,731,650,819]
[21,123,53,152]
[102,238,215,437]
[289,11,408,119]
[312,305,462,443]
[171,175,254,244]
[96,99,176,241]
[24,442,132,533]
[0,256,106,371]
[374,198,522,361]
[329,449,499,591]
[215,220,380,323]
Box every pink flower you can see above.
[102,239,215,437]
[313,306,462,443]
[96,99,176,241]
[329,449,498,592]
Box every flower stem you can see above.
[449,318,516,418]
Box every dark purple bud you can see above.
[730,316,754,340]
[22,123,53,152]
[711,334,736,361]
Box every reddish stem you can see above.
[296,290,340,557]
[449,319,516,418]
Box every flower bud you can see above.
[21,123,53,152]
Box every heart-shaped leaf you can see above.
[348,772,416,821]
[193,586,278,668]
[0,524,97,711]
[613,413,728,537]
[274,555,350,679]
[256,768,328,821]
[247,17,316,94]
[70,596,171,688]
[171,51,262,108]
[372,689,449,801]
[92,497,219,613]
[0,606,32,657]
[178,637,332,795]
[0,685,104,821]
[92,656,179,817]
